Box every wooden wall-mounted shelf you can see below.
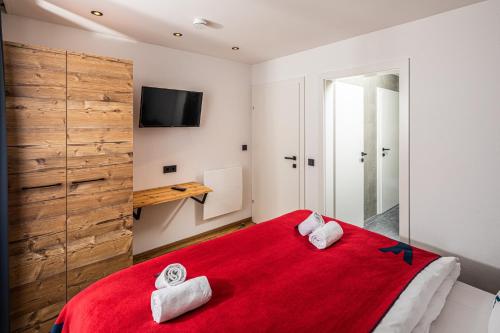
[133,182,212,220]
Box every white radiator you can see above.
[203,166,243,220]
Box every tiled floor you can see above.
[364,205,399,240]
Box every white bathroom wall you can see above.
[2,14,252,254]
[252,0,500,292]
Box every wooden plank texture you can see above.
[8,145,65,174]
[67,228,132,271]
[9,273,66,332]
[133,182,212,209]
[67,88,132,104]
[9,232,66,288]
[6,42,134,328]
[67,187,133,216]
[66,51,133,300]
[67,52,132,93]
[10,301,64,333]
[67,127,132,144]
[8,168,66,205]
[67,142,133,169]
[4,44,66,148]
[67,101,132,128]
[67,253,132,299]
[7,128,65,147]
[3,43,66,87]
[6,95,66,129]
[5,42,68,333]
[8,198,66,242]
[67,163,132,195]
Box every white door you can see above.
[334,82,365,227]
[377,88,399,213]
[252,79,301,223]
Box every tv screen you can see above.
[139,86,203,127]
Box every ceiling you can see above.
[4,0,484,64]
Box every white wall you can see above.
[252,0,500,292]
[2,14,252,255]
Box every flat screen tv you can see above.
[139,86,203,127]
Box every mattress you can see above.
[430,281,493,333]
[376,256,460,333]
[52,210,459,332]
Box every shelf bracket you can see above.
[190,193,208,204]
[133,193,208,221]
[133,207,142,220]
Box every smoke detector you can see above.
[193,17,208,29]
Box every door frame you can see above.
[251,77,306,221]
[320,59,410,242]
[331,81,366,227]
[376,87,400,215]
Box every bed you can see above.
[52,210,487,332]
[431,281,493,333]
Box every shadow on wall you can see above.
[412,240,500,294]
[32,0,233,52]
[139,200,187,232]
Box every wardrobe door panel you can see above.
[67,187,133,215]
[66,53,132,93]
[67,87,132,104]
[9,273,66,333]
[8,198,66,242]
[66,52,133,299]
[8,145,65,174]
[67,127,133,144]
[9,232,66,288]
[67,100,132,128]
[67,164,132,195]
[67,142,133,169]
[67,253,132,299]
[3,43,66,87]
[10,301,64,333]
[8,168,66,205]
[5,42,67,332]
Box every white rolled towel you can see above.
[155,263,187,289]
[297,212,325,236]
[309,221,343,249]
[151,276,212,323]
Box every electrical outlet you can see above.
[163,165,177,173]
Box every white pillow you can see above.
[489,291,500,333]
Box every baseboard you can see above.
[133,217,254,264]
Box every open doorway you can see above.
[323,63,408,241]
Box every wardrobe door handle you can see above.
[70,178,106,187]
[22,183,63,191]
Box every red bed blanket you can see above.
[52,210,439,333]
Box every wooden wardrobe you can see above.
[5,42,134,332]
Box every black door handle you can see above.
[284,156,297,161]
[361,152,367,156]
[382,148,391,151]
[22,183,63,191]
[70,178,106,188]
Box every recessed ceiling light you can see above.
[173,32,183,37]
[232,46,240,50]
[90,10,103,17]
